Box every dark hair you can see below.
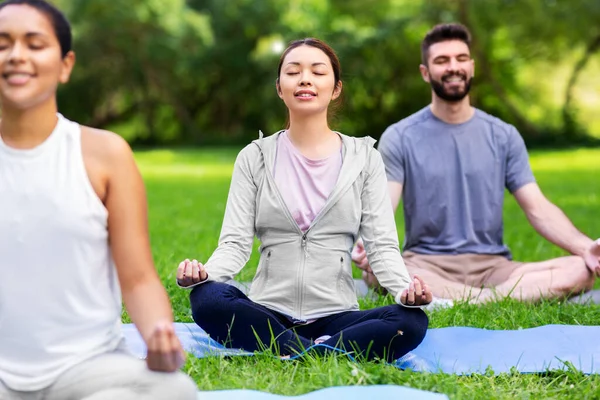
[0,0,71,58]
[276,38,343,129]
[421,23,471,65]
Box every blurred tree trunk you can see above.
[457,0,540,137]
[562,33,600,137]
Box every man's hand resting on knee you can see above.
[583,239,600,276]
[176,259,208,287]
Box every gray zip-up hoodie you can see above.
[196,131,413,321]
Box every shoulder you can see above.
[80,125,134,166]
[472,109,528,154]
[238,141,262,160]
[473,108,519,136]
[79,125,136,201]
[381,106,433,142]
[234,131,279,172]
[339,134,384,175]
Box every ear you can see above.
[59,51,76,84]
[419,64,430,83]
[275,78,284,99]
[471,59,475,78]
[331,80,343,101]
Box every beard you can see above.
[429,72,473,102]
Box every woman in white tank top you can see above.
[0,1,195,399]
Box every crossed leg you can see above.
[490,256,594,302]
[0,347,197,400]
[404,253,595,303]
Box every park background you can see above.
[48,0,600,398]
[53,0,600,147]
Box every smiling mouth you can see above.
[443,75,466,83]
[2,73,34,85]
[294,89,317,98]
[3,72,33,78]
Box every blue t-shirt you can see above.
[378,107,535,258]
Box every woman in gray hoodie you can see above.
[177,38,432,362]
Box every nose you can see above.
[446,57,460,72]
[7,42,26,64]
[298,70,312,86]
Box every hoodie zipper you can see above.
[255,133,366,319]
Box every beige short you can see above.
[402,251,522,288]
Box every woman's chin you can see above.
[286,103,328,117]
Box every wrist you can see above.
[572,238,595,257]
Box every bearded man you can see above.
[352,23,599,304]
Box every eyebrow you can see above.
[285,62,328,67]
[0,32,48,39]
[433,53,471,60]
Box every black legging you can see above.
[190,281,428,362]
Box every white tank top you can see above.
[0,114,123,391]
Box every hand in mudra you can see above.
[146,321,186,372]
[400,275,433,306]
[176,259,208,287]
[583,239,600,276]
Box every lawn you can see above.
[134,146,600,399]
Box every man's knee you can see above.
[557,256,594,295]
[570,257,595,293]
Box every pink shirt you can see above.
[273,131,343,232]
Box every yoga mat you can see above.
[122,323,600,375]
[396,324,600,374]
[568,289,600,305]
[195,385,448,399]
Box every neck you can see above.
[0,99,59,149]
[286,111,335,147]
[430,95,474,124]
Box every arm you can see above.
[388,181,403,213]
[352,126,404,270]
[502,126,596,257]
[178,145,259,287]
[100,132,184,371]
[513,182,594,257]
[352,181,402,272]
[359,150,430,305]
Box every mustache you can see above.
[442,72,467,81]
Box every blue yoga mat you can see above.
[122,323,600,375]
[196,385,448,400]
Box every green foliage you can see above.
[56,0,600,145]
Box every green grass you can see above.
[134,146,600,399]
